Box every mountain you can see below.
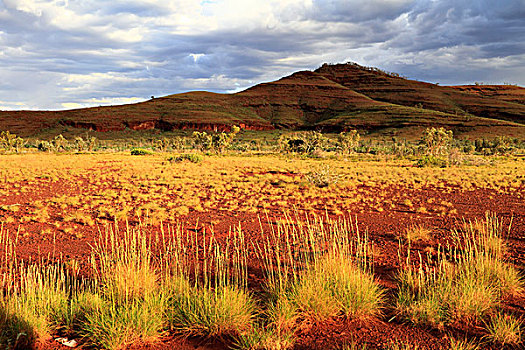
[1,62,524,139]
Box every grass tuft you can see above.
[448,338,480,350]
[484,312,522,346]
[396,214,522,328]
[260,213,383,330]
[403,224,431,244]
[170,285,255,338]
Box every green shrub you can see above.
[0,131,24,153]
[416,154,447,168]
[192,126,240,153]
[168,154,203,163]
[130,148,154,155]
[337,130,360,155]
[421,127,453,156]
[279,131,327,154]
[37,141,53,152]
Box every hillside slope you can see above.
[1,63,524,138]
[315,63,525,125]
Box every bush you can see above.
[279,131,327,154]
[168,154,203,163]
[192,126,240,153]
[305,164,339,188]
[130,148,154,156]
[421,127,453,156]
[416,154,447,168]
[52,134,68,151]
[37,141,53,152]
[337,130,360,155]
[0,131,24,152]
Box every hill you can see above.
[1,62,524,139]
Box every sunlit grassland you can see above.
[0,152,524,348]
[0,153,523,233]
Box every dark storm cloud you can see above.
[0,0,524,109]
[398,0,525,51]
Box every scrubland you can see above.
[0,133,524,349]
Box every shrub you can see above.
[52,134,68,151]
[37,141,52,152]
[168,154,203,163]
[0,131,24,152]
[305,164,339,188]
[337,130,360,155]
[192,131,212,151]
[416,154,447,168]
[421,127,453,156]
[279,131,327,154]
[130,148,154,155]
[192,126,240,153]
[74,137,86,152]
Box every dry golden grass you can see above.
[0,153,523,236]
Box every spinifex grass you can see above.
[163,223,255,339]
[81,222,166,349]
[396,214,522,328]
[483,312,522,346]
[1,220,256,349]
[258,213,383,329]
[1,262,72,347]
[1,224,73,347]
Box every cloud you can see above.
[0,0,523,110]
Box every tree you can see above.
[192,131,212,151]
[0,131,25,153]
[86,136,97,152]
[193,126,240,153]
[337,130,360,155]
[421,127,453,156]
[279,131,327,154]
[0,131,16,151]
[52,134,67,151]
[74,137,86,152]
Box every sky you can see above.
[0,0,524,110]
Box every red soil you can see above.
[3,179,524,350]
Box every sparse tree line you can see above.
[1,127,523,163]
